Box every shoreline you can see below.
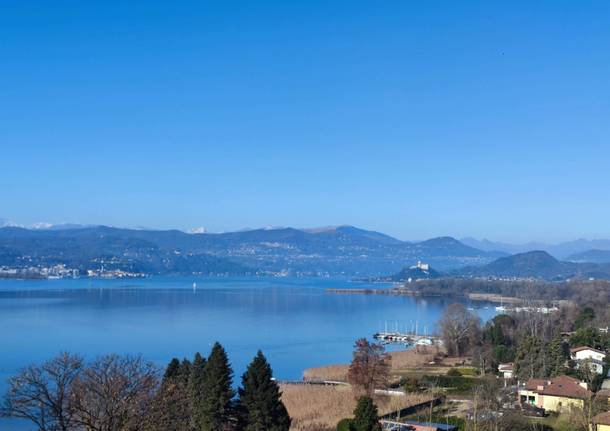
[325,286,524,305]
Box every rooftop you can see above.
[570,346,606,355]
[593,411,610,426]
[523,375,591,400]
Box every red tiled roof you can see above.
[523,375,591,400]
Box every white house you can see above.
[571,346,606,362]
[498,363,514,379]
[570,346,607,376]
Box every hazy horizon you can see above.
[1,217,609,245]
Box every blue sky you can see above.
[1,1,609,242]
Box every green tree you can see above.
[180,358,193,386]
[336,418,354,431]
[546,333,567,377]
[150,357,193,431]
[189,352,207,430]
[352,397,381,431]
[575,307,596,330]
[237,351,291,431]
[570,327,604,350]
[514,336,547,380]
[197,342,234,431]
[164,358,182,382]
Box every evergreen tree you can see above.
[163,357,182,383]
[575,307,596,330]
[180,357,193,385]
[352,397,381,431]
[546,333,567,377]
[514,336,547,380]
[151,357,193,430]
[237,351,291,431]
[190,352,207,430]
[197,342,234,431]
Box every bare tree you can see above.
[439,304,481,356]
[569,359,603,431]
[1,352,83,431]
[71,354,159,431]
[347,338,389,397]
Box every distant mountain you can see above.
[566,249,610,264]
[0,225,500,277]
[461,237,610,260]
[417,236,506,258]
[457,250,610,281]
[0,226,250,276]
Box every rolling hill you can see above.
[0,225,501,277]
[456,250,610,281]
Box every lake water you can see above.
[0,276,496,430]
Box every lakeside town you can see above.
[0,264,146,279]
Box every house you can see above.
[498,363,514,379]
[591,411,610,431]
[571,346,606,362]
[518,375,591,413]
[570,346,608,376]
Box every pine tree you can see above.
[190,352,207,430]
[149,357,192,431]
[237,351,291,431]
[352,397,381,431]
[547,333,567,377]
[197,342,234,431]
[164,358,182,383]
[514,336,547,380]
[180,358,193,386]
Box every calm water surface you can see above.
[0,276,495,430]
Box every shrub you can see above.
[337,418,353,431]
[447,368,461,377]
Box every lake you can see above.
[0,276,495,430]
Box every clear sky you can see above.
[2,1,610,242]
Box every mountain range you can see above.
[2,223,610,279]
[461,237,610,261]
[385,250,610,282]
[0,225,501,277]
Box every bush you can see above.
[456,367,477,376]
[402,376,420,392]
[337,418,353,431]
[447,368,461,376]
[422,375,481,395]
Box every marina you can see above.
[373,321,442,346]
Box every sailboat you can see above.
[495,298,507,312]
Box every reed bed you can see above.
[302,348,441,382]
[302,364,349,382]
[280,384,433,431]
